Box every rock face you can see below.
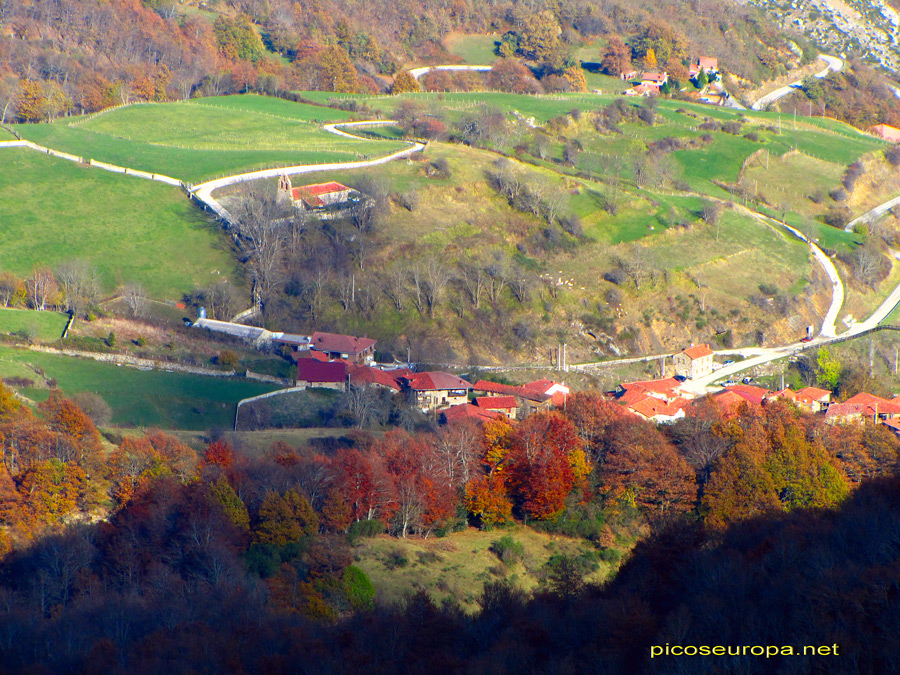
[752,0,900,72]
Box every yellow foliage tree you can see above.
[391,71,420,94]
[643,47,658,69]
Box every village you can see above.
[193,302,900,434]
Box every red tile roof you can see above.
[290,182,352,207]
[727,384,772,406]
[796,387,831,401]
[297,359,349,384]
[310,331,376,356]
[825,402,867,422]
[475,395,517,410]
[841,392,900,415]
[642,72,667,82]
[681,344,713,359]
[709,390,753,415]
[628,396,689,420]
[440,404,503,424]
[402,372,472,392]
[348,365,410,391]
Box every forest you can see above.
[0,0,819,122]
[0,377,898,671]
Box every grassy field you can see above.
[443,33,499,64]
[0,309,68,341]
[13,95,407,183]
[0,346,279,429]
[0,148,238,300]
[353,526,615,612]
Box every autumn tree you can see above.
[600,36,631,76]
[318,45,359,93]
[598,418,696,514]
[506,413,587,520]
[255,489,319,545]
[464,473,513,527]
[391,71,420,94]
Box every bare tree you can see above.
[55,259,101,314]
[854,244,884,287]
[423,257,452,319]
[27,266,57,311]
[382,262,407,311]
[122,283,148,318]
[230,182,288,307]
[459,258,487,309]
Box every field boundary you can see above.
[0,139,186,189]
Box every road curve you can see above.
[408,65,493,80]
[191,121,424,221]
[751,55,844,111]
[845,194,900,232]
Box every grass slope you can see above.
[353,527,613,612]
[0,309,68,342]
[0,149,237,299]
[0,346,278,429]
[13,95,407,183]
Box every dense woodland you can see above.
[0,376,898,670]
[0,0,823,122]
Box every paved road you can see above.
[751,55,844,111]
[191,121,424,221]
[844,194,900,232]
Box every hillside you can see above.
[0,0,820,123]
[3,89,896,370]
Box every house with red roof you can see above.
[474,396,517,419]
[772,386,831,412]
[614,377,694,424]
[347,365,410,391]
[641,71,668,86]
[628,396,690,424]
[824,392,900,425]
[726,384,772,406]
[296,359,350,389]
[868,124,900,143]
[400,372,472,411]
[626,82,661,97]
[439,403,504,425]
[689,57,719,78]
[278,175,359,210]
[472,378,569,418]
[309,331,376,364]
[673,343,714,380]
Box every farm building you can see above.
[278,175,359,210]
[310,331,376,364]
[401,372,472,412]
[673,343,714,379]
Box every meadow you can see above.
[0,148,239,300]
[0,309,69,342]
[353,526,617,612]
[13,95,407,183]
[0,345,279,430]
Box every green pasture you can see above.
[13,95,407,183]
[0,346,279,429]
[0,148,238,299]
[444,33,499,64]
[0,309,68,341]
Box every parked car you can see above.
[721,380,736,387]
